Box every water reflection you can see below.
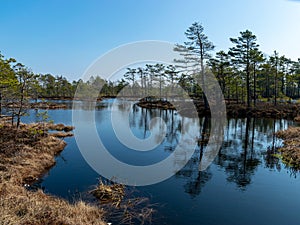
[166,114,292,194]
[130,105,183,148]
[19,100,300,225]
[263,119,282,172]
[175,116,212,197]
[125,103,294,194]
[215,117,259,189]
[24,101,296,190]
[76,100,295,193]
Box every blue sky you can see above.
[1,0,300,81]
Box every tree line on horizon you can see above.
[122,22,300,109]
[2,22,300,126]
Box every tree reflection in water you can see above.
[127,103,296,195]
[216,117,258,189]
[263,119,282,172]
[180,116,212,197]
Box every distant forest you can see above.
[1,22,300,115]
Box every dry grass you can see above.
[91,181,155,225]
[294,116,300,122]
[50,132,74,138]
[0,183,105,225]
[91,182,125,207]
[48,123,75,132]
[7,102,67,110]
[0,121,106,225]
[0,121,155,225]
[276,126,300,169]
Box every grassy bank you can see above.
[276,126,300,169]
[0,121,106,225]
[137,99,300,119]
[7,101,67,110]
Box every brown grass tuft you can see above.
[91,182,125,207]
[294,116,300,122]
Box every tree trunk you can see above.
[236,82,239,104]
[246,67,251,108]
[159,76,162,100]
[266,73,269,99]
[200,60,209,111]
[198,39,209,111]
[274,70,277,106]
[0,91,2,115]
[253,64,257,106]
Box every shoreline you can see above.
[23,97,300,120]
[0,121,106,225]
[137,100,300,119]
[276,126,300,169]
[6,102,68,110]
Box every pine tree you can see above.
[175,22,214,110]
[229,30,259,108]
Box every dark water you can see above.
[22,99,300,225]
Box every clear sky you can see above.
[1,0,300,81]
